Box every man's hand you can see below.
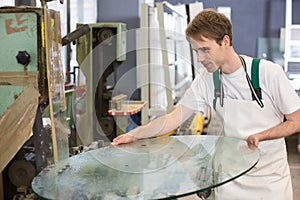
[111,133,138,145]
[246,134,261,150]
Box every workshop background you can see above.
[0,0,300,199]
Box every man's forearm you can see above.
[127,105,193,139]
[257,119,300,142]
[247,108,300,147]
[127,115,175,139]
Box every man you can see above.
[112,9,300,199]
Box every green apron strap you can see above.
[213,70,220,109]
[251,58,262,100]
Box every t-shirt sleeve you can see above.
[177,74,211,113]
[261,60,300,115]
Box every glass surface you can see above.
[257,37,284,67]
[31,135,259,199]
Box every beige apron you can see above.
[214,98,293,200]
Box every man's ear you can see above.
[222,35,231,46]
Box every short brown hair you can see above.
[186,9,232,46]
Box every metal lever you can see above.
[62,24,90,46]
[40,0,64,6]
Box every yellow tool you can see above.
[188,114,205,135]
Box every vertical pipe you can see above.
[66,0,71,83]
[284,0,292,71]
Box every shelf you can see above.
[108,101,147,116]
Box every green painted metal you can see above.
[0,8,43,117]
[0,12,39,72]
[0,86,25,116]
[76,22,126,64]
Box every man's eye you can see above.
[201,48,208,53]
[195,48,208,54]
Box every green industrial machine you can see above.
[75,22,126,144]
[0,5,69,175]
[0,7,48,117]
[76,23,126,64]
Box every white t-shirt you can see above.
[178,55,300,116]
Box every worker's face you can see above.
[189,36,225,73]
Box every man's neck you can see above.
[220,51,242,74]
